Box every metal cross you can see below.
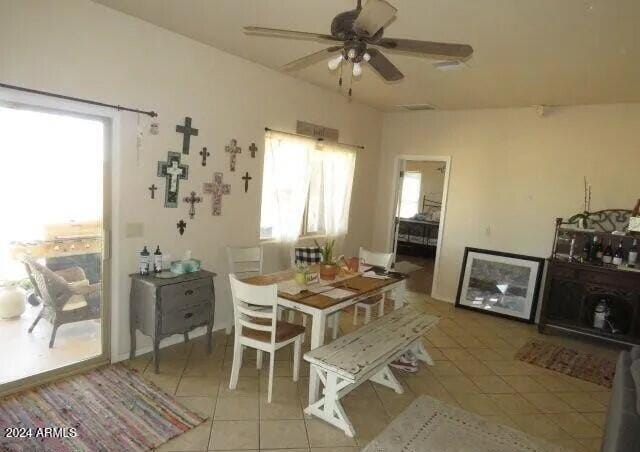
[183,191,202,219]
[157,151,189,208]
[177,219,187,236]
[249,142,258,158]
[203,172,231,216]
[148,184,157,199]
[176,117,199,155]
[242,172,252,193]
[199,147,210,166]
[225,139,242,172]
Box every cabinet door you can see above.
[546,278,583,322]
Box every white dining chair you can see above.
[352,247,394,325]
[226,246,263,278]
[229,274,305,403]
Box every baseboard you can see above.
[113,324,231,363]
[431,291,454,304]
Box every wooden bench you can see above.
[303,305,439,437]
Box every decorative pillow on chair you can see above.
[295,247,322,265]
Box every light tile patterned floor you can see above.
[125,291,617,452]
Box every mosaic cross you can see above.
[176,117,199,155]
[183,191,202,219]
[199,147,210,166]
[249,142,258,158]
[177,219,187,236]
[225,139,242,172]
[148,184,157,199]
[157,151,189,208]
[242,172,252,193]
[203,172,230,216]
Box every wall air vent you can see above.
[397,103,438,111]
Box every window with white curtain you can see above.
[399,171,422,218]
[260,131,356,242]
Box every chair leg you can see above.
[256,350,263,369]
[364,306,372,324]
[49,324,59,348]
[378,300,385,318]
[352,306,358,325]
[332,312,340,340]
[267,351,275,403]
[28,310,43,333]
[229,341,243,389]
[293,337,302,382]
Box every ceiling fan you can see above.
[244,0,473,92]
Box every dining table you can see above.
[242,266,407,407]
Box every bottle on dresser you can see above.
[602,239,614,265]
[612,240,624,266]
[590,235,602,262]
[628,239,638,268]
[139,246,150,275]
[154,246,163,273]
[582,235,592,263]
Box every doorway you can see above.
[0,99,110,393]
[390,156,450,297]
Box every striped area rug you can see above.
[0,365,205,451]
[516,340,616,388]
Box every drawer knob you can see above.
[185,289,194,296]
[184,312,193,319]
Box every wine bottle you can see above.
[594,236,604,261]
[582,235,592,262]
[154,246,163,273]
[139,246,150,275]
[629,239,638,267]
[612,240,624,266]
[602,239,613,265]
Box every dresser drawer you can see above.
[161,303,211,335]
[159,278,213,312]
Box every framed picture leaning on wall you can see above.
[455,247,545,323]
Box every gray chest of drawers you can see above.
[129,270,216,373]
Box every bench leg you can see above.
[412,339,434,366]
[370,365,404,394]
[305,366,355,437]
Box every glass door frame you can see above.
[0,90,112,396]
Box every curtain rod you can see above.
[0,82,158,118]
[264,127,364,150]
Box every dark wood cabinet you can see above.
[539,259,640,346]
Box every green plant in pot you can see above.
[315,239,338,280]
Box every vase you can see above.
[0,286,26,319]
[294,271,307,285]
[320,264,338,280]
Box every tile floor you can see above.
[125,290,618,452]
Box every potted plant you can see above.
[315,239,338,280]
[0,279,27,319]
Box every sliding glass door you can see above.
[0,102,110,393]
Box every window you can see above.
[399,171,421,218]
[260,132,355,242]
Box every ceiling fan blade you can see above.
[354,0,397,37]
[244,26,338,43]
[282,46,343,72]
[366,49,403,81]
[375,38,473,60]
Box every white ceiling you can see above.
[92,0,640,111]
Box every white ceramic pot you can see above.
[0,286,26,319]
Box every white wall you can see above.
[0,0,383,360]
[374,104,640,302]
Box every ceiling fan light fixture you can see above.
[347,48,357,59]
[363,52,371,62]
[352,62,363,77]
[328,54,344,71]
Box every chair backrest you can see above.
[292,246,322,266]
[229,273,278,344]
[20,256,71,310]
[359,247,393,271]
[227,246,263,278]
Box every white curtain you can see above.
[318,144,356,238]
[261,131,313,243]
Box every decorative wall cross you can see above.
[225,139,242,172]
[176,117,199,155]
[177,219,187,236]
[157,151,189,208]
[242,172,252,193]
[203,172,231,216]
[183,191,202,219]
[199,147,210,166]
[148,184,157,199]
[249,143,258,158]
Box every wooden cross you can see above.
[249,142,258,158]
[225,139,242,172]
[242,172,252,193]
[176,117,199,155]
[203,172,231,216]
[157,151,189,208]
[177,219,187,236]
[148,184,157,199]
[199,147,210,166]
[183,191,202,219]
